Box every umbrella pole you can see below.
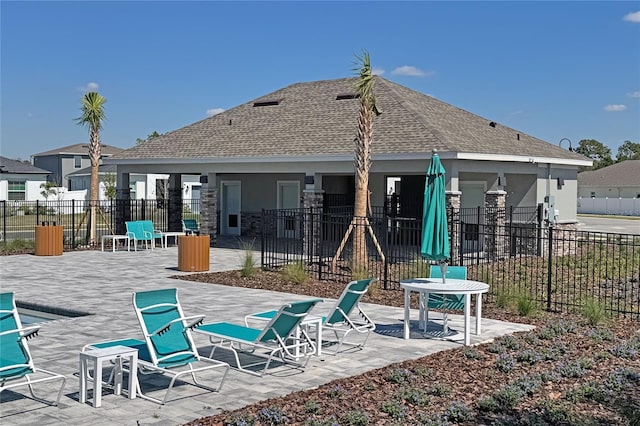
[439,261,447,284]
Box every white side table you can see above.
[160,231,185,248]
[79,345,138,407]
[101,235,130,252]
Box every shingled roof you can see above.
[112,77,588,162]
[33,143,125,157]
[578,160,640,187]
[0,156,50,174]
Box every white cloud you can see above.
[77,82,100,92]
[623,11,640,22]
[627,91,640,98]
[390,66,434,77]
[206,108,225,116]
[604,104,626,112]
[372,67,385,76]
[509,110,525,116]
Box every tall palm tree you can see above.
[351,50,379,270]
[75,91,106,246]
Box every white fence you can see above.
[577,197,640,216]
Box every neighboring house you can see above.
[577,160,640,199]
[577,160,640,216]
[32,143,125,188]
[107,76,592,237]
[68,164,202,202]
[0,156,51,201]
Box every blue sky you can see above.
[2,1,639,161]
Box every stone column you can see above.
[115,172,131,235]
[484,190,507,261]
[302,174,324,259]
[167,173,183,232]
[446,190,461,265]
[199,173,217,246]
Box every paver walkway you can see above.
[0,247,534,425]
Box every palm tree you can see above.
[332,51,384,276]
[75,91,106,245]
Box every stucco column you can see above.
[446,190,461,265]
[199,173,217,246]
[168,173,183,232]
[485,190,507,261]
[115,172,131,235]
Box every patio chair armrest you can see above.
[0,324,41,340]
[149,314,206,336]
[142,230,153,239]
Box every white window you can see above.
[8,181,26,200]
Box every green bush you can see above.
[240,246,257,278]
[283,261,307,284]
[581,296,608,326]
[515,293,537,317]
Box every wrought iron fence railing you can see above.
[0,199,200,249]
[261,207,640,320]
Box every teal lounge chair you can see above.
[195,298,323,376]
[139,220,163,249]
[0,292,66,406]
[247,279,377,355]
[182,219,200,236]
[421,266,467,333]
[125,221,152,251]
[84,288,229,404]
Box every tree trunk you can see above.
[352,100,373,272]
[88,128,101,245]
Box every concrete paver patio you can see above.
[0,247,534,425]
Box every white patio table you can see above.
[400,278,489,345]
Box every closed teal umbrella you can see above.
[420,152,450,274]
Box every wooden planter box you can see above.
[35,225,63,256]
[178,235,210,272]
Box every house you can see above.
[67,164,202,203]
[107,76,592,239]
[0,156,51,201]
[577,160,640,216]
[32,143,125,188]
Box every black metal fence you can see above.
[0,199,200,248]
[261,207,640,320]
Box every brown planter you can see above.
[178,235,210,272]
[35,225,63,256]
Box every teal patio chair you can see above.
[195,298,323,376]
[245,278,377,355]
[421,266,467,332]
[125,221,152,251]
[139,220,163,249]
[182,219,200,236]
[0,292,66,406]
[84,288,229,405]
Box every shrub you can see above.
[341,410,369,426]
[493,384,525,409]
[380,400,406,419]
[259,406,287,425]
[515,293,537,316]
[283,261,307,284]
[351,264,369,281]
[304,399,319,413]
[397,386,430,406]
[587,327,614,342]
[494,289,513,309]
[224,413,256,426]
[327,385,346,398]
[385,368,414,384]
[581,296,608,325]
[495,354,516,373]
[240,245,257,278]
[443,401,473,423]
[462,346,483,360]
[429,383,451,397]
[516,349,541,365]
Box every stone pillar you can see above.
[303,187,324,258]
[167,173,183,232]
[200,173,217,246]
[485,190,507,261]
[115,172,131,235]
[446,190,461,265]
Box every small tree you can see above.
[40,181,58,200]
[616,140,640,162]
[103,172,117,199]
[575,139,613,171]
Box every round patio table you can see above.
[400,278,489,345]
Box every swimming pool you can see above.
[17,308,67,325]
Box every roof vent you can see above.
[336,93,360,100]
[489,121,497,128]
[253,99,281,107]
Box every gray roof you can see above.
[33,143,125,157]
[0,156,51,174]
[66,164,117,177]
[578,160,640,187]
[112,77,588,162]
